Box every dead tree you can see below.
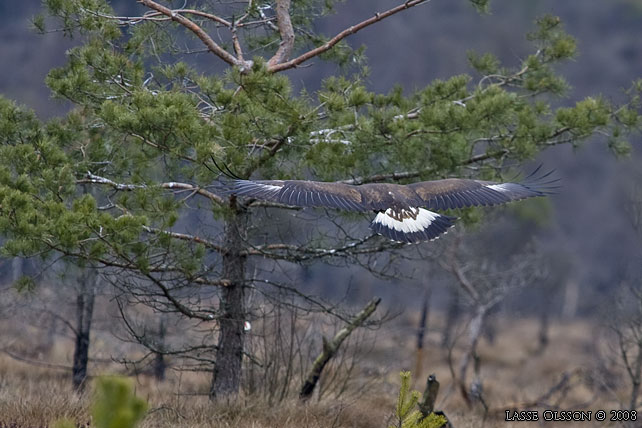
[611,295,642,411]
[299,297,381,401]
[153,313,167,381]
[414,288,431,383]
[72,268,98,391]
[609,188,642,411]
[441,234,547,406]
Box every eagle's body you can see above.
[227,171,554,243]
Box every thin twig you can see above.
[268,0,430,72]
[138,0,251,69]
[79,172,225,205]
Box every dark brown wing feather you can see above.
[228,179,373,212]
[409,173,556,211]
[229,170,556,213]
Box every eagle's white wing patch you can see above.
[371,207,455,243]
[486,183,512,193]
[236,182,282,193]
[232,181,283,200]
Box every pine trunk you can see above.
[72,269,96,391]
[210,202,247,399]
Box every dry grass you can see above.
[0,314,634,428]
[0,357,390,428]
[0,364,88,427]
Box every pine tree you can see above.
[54,377,147,428]
[390,372,447,428]
[1,1,640,400]
[92,377,147,428]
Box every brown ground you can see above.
[0,314,635,428]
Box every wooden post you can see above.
[419,374,452,428]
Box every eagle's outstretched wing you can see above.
[225,169,556,243]
[409,171,556,211]
[227,179,373,212]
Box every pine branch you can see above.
[243,234,405,260]
[142,226,225,252]
[268,0,431,73]
[138,0,252,70]
[41,241,230,289]
[153,8,232,27]
[79,172,225,205]
[81,8,232,27]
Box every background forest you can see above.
[1,1,642,427]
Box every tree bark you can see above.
[72,268,97,391]
[210,199,247,400]
[457,305,485,405]
[457,301,496,407]
[299,297,381,401]
[153,313,167,381]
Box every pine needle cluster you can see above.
[390,372,447,428]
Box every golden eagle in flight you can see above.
[226,169,555,243]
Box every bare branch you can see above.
[141,271,215,320]
[231,27,245,61]
[267,0,295,68]
[440,237,481,302]
[138,0,251,69]
[268,0,430,73]
[242,234,403,261]
[462,149,510,165]
[81,7,232,27]
[258,5,279,32]
[247,200,302,210]
[299,297,381,400]
[341,170,427,185]
[79,172,225,205]
[158,9,232,27]
[142,226,225,252]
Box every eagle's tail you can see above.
[370,207,456,243]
